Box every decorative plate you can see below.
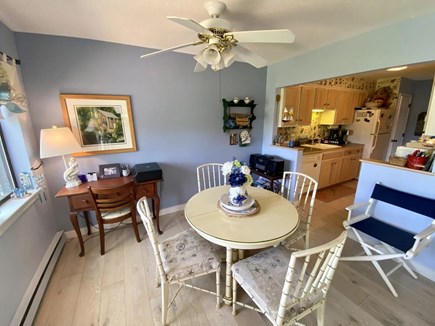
[220,194,254,211]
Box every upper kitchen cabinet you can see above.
[314,88,338,110]
[320,89,367,125]
[278,86,315,127]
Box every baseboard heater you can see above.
[10,230,65,326]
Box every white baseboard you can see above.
[11,231,65,326]
[64,203,186,239]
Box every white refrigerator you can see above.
[346,109,393,160]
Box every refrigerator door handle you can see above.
[371,133,379,155]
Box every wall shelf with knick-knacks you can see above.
[222,98,256,132]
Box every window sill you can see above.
[0,189,42,237]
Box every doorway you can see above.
[386,93,413,159]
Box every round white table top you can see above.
[184,186,299,250]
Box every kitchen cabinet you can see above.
[314,88,338,110]
[301,153,323,182]
[318,150,344,188]
[278,86,314,126]
[317,146,363,188]
[319,90,366,125]
[340,153,362,182]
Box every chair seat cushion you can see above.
[232,246,322,320]
[101,207,131,220]
[159,229,220,281]
[351,217,415,253]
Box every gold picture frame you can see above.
[60,94,137,156]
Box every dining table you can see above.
[184,185,299,304]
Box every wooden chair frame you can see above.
[280,171,318,249]
[88,181,140,255]
[196,163,226,192]
[137,197,221,325]
[231,231,347,326]
[341,183,435,297]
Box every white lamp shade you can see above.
[40,127,82,158]
[203,45,221,66]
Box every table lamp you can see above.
[40,126,82,188]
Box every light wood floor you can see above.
[34,181,435,325]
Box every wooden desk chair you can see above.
[280,171,319,249]
[231,231,347,326]
[341,183,435,297]
[88,181,141,255]
[137,196,221,325]
[196,163,226,192]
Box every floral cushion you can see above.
[232,246,322,321]
[159,229,220,281]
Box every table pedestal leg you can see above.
[70,212,85,257]
[223,247,233,305]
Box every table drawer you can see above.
[135,183,156,198]
[69,194,93,211]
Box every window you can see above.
[0,124,16,204]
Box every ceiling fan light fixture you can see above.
[194,50,208,71]
[203,44,221,65]
[221,49,236,68]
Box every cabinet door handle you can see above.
[314,163,318,167]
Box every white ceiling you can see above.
[2,0,435,78]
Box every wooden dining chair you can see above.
[231,231,347,326]
[196,163,226,192]
[137,196,221,325]
[88,181,141,255]
[280,171,319,249]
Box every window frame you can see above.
[0,124,17,205]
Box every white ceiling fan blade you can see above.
[167,16,212,35]
[226,29,295,44]
[140,41,202,58]
[232,45,269,68]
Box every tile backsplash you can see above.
[277,112,329,141]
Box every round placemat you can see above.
[217,200,260,217]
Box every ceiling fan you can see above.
[140,0,295,72]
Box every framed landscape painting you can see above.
[60,94,137,156]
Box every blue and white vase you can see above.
[228,185,248,206]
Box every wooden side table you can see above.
[250,168,283,191]
[56,176,162,256]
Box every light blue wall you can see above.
[0,21,58,326]
[14,33,267,231]
[263,12,435,152]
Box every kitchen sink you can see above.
[301,143,342,150]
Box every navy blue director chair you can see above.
[341,183,435,297]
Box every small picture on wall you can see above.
[229,133,238,145]
[239,130,251,147]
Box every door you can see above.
[386,93,412,158]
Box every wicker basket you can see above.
[389,156,407,167]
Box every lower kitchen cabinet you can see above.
[318,157,343,188]
[317,146,363,189]
[340,154,361,182]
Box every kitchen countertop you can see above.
[273,142,364,155]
